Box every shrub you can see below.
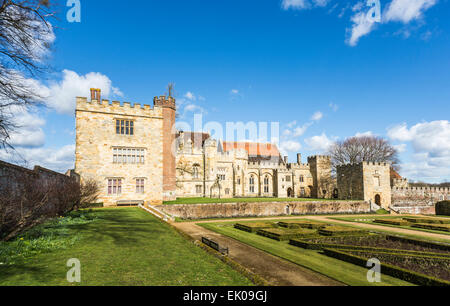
[318,226,367,236]
[403,217,450,224]
[411,223,450,232]
[373,219,410,226]
[436,201,450,216]
[278,220,327,229]
[257,228,317,241]
[234,222,276,233]
[323,248,450,286]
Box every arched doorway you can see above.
[333,189,339,199]
[287,188,294,198]
[375,194,381,206]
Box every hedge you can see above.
[386,235,450,252]
[234,222,277,233]
[318,226,367,236]
[257,228,318,241]
[373,219,410,226]
[289,238,450,258]
[323,248,450,286]
[403,217,450,225]
[411,223,450,232]
[436,201,450,216]
[278,220,328,229]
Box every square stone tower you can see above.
[75,89,176,206]
[337,162,391,209]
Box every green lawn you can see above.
[0,208,252,286]
[164,197,329,205]
[199,220,414,286]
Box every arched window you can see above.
[249,175,255,193]
[192,164,200,179]
[264,176,269,193]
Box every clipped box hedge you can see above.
[278,220,328,229]
[386,235,450,252]
[323,248,450,286]
[234,222,277,233]
[257,228,318,241]
[290,238,450,259]
[403,217,450,225]
[436,201,450,216]
[318,226,367,236]
[411,223,450,232]
[373,219,410,226]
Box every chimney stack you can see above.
[284,156,288,164]
[297,153,302,164]
[90,88,101,102]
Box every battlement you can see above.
[76,96,162,118]
[392,187,450,193]
[154,95,176,110]
[307,155,331,162]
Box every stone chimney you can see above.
[297,153,302,164]
[284,156,288,164]
[90,88,101,102]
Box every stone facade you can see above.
[337,162,393,209]
[175,132,336,200]
[75,89,174,207]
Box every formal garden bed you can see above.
[257,228,318,241]
[234,222,277,233]
[278,220,328,229]
[289,232,450,285]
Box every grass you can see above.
[332,216,450,237]
[164,197,333,205]
[199,220,414,286]
[0,208,253,286]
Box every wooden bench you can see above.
[202,237,229,256]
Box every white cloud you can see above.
[184,91,196,101]
[394,143,407,153]
[355,131,374,138]
[230,89,239,95]
[43,70,123,115]
[384,0,437,23]
[281,0,329,10]
[311,111,323,121]
[280,140,302,154]
[347,10,378,46]
[0,144,75,173]
[388,120,450,182]
[305,133,334,152]
[293,123,312,137]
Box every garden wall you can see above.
[391,187,450,215]
[0,160,79,240]
[159,201,370,220]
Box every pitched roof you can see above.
[390,168,402,180]
[222,142,281,157]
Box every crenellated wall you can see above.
[391,187,450,214]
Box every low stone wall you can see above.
[392,205,435,215]
[159,201,370,220]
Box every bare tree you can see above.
[0,0,56,149]
[327,136,400,171]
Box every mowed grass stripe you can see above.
[0,208,252,286]
[200,222,414,286]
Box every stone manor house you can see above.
[75,90,450,212]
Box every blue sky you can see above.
[2,0,450,183]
